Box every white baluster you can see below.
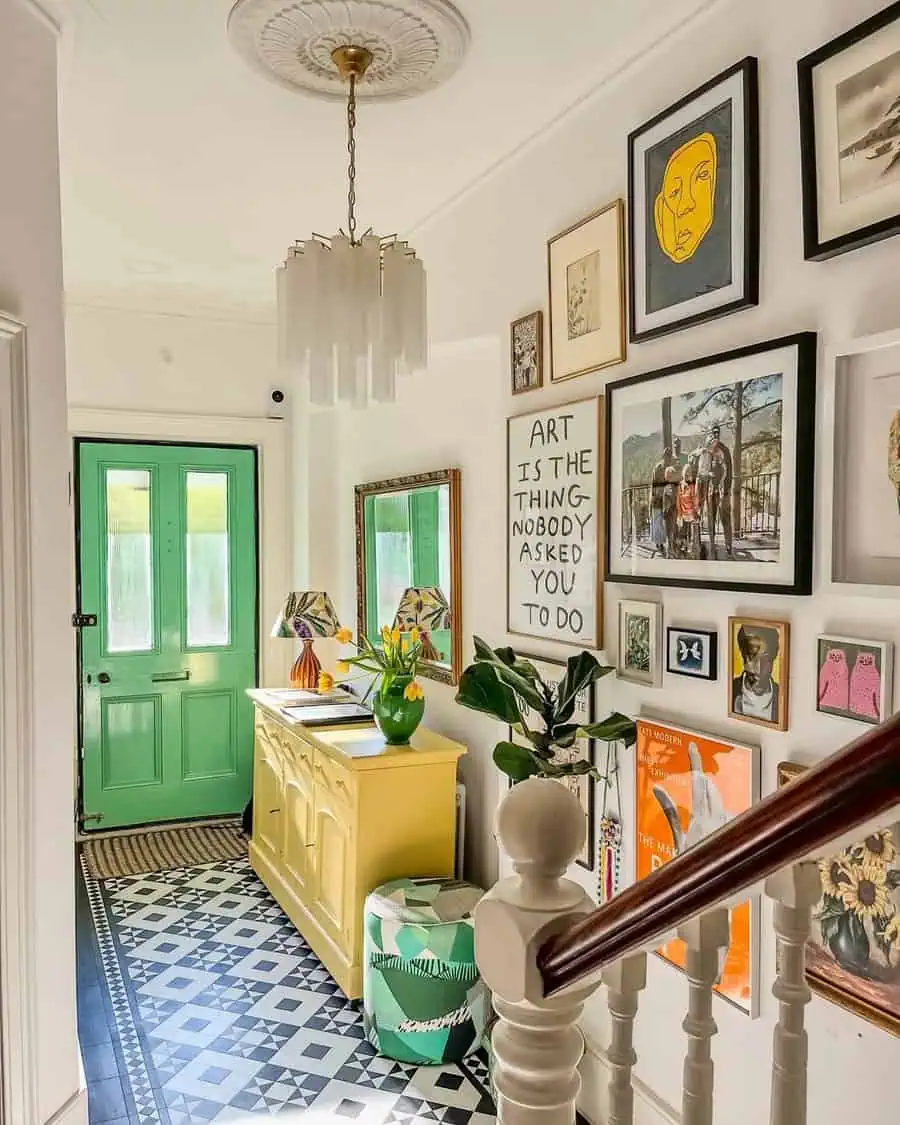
[765,861,822,1125]
[602,953,647,1125]
[475,778,599,1125]
[678,907,730,1125]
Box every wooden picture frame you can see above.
[510,310,544,395]
[728,616,790,732]
[778,761,900,1036]
[617,599,662,687]
[628,57,759,342]
[666,626,718,681]
[799,1,900,261]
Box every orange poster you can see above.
[635,719,760,1016]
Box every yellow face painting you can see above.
[654,132,717,263]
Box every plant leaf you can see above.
[493,741,541,783]
[581,711,637,746]
[469,639,545,710]
[551,722,581,748]
[555,652,615,723]
[455,663,523,725]
[550,758,595,776]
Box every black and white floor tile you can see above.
[78,856,496,1125]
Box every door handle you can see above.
[97,672,111,684]
[150,670,191,682]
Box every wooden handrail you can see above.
[537,712,900,995]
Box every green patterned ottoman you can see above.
[363,877,490,1065]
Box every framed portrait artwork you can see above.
[778,762,900,1035]
[510,310,543,395]
[605,333,817,595]
[728,616,790,732]
[636,719,761,1016]
[617,599,662,687]
[628,57,759,342]
[507,654,596,871]
[816,635,894,726]
[547,199,626,382]
[666,626,718,681]
[799,1,900,260]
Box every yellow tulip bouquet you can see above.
[335,625,425,704]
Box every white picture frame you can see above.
[816,634,894,726]
[617,599,662,687]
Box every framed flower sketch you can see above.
[778,762,900,1035]
[637,719,761,1016]
[666,625,718,680]
[605,333,817,594]
[728,616,790,732]
[799,1,900,260]
[816,635,894,726]
[617,599,662,687]
[507,654,595,871]
[510,310,543,395]
[547,199,625,382]
[628,57,759,342]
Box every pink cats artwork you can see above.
[816,635,893,726]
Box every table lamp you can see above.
[394,586,451,663]
[272,591,341,689]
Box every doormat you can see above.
[82,820,247,880]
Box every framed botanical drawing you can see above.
[507,653,595,871]
[778,762,900,1035]
[799,1,900,260]
[628,57,759,342]
[507,397,605,648]
[666,625,718,681]
[728,617,790,732]
[816,635,894,726]
[636,719,761,1016]
[605,333,817,594]
[547,199,625,382]
[511,310,543,395]
[617,599,662,687]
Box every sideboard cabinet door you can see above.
[281,745,315,904]
[311,781,354,954]
[253,723,283,865]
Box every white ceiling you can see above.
[59,0,711,312]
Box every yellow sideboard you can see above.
[247,690,466,999]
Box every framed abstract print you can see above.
[799,1,900,260]
[636,719,760,1016]
[511,310,543,395]
[628,57,759,342]
[617,599,662,687]
[778,762,900,1035]
[605,333,817,595]
[666,626,718,681]
[816,635,894,726]
[728,616,790,732]
[547,199,626,382]
[507,654,596,871]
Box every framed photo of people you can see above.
[799,1,900,261]
[605,333,817,595]
[628,56,759,342]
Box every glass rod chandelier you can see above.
[276,46,427,407]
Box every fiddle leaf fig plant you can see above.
[455,636,636,783]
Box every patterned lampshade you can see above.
[394,587,451,633]
[271,591,341,640]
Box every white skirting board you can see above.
[578,1032,679,1125]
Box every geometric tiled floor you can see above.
[77,856,496,1125]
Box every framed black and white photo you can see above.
[507,397,604,648]
[628,57,759,342]
[605,333,817,595]
[511,310,543,395]
[617,600,662,687]
[507,653,596,870]
[666,626,718,680]
[816,635,894,726]
[799,1,900,260]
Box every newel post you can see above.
[474,778,599,1125]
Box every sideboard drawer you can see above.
[312,751,356,812]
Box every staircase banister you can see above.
[537,712,900,996]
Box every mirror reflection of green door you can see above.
[77,441,258,830]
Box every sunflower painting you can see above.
[779,762,900,1035]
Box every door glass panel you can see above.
[186,471,230,648]
[106,468,154,653]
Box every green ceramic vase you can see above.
[373,675,424,746]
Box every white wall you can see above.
[307,0,899,1120]
[0,1,82,1121]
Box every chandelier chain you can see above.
[347,73,358,245]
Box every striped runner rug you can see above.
[82,820,247,880]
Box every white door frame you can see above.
[0,314,39,1125]
[68,407,292,691]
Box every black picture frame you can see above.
[665,626,719,681]
[627,56,760,343]
[799,1,900,261]
[604,332,817,595]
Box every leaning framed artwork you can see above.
[636,719,761,1016]
[510,310,543,395]
[547,199,626,382]
[628,57,759,342]
[778,762,900,1035]
[605,333,817,594]
[728,616,790,732]
[799,1,900,260]
[816,635,894,726]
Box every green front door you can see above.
[78,441,258,830]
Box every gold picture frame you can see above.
[727,616,790,731]
[547,198,626,383]
[510,310,543,395]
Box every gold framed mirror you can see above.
[354,469,462,685]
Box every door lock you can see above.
[97,672,111,684]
